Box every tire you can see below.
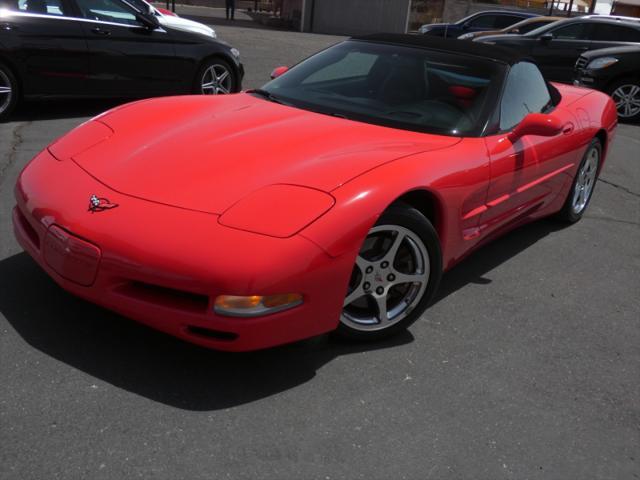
[557,138,601,223]
[335,204,443,342]
[193,58,237,95]
[0,62,19,122]
[607,77,640,122]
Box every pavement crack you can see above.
[597,177,640,198]
[0,122,31,186]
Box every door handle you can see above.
[91,27,111,36]
[576,46,589,51]
[562,122,574,135]
[0,22,16,31]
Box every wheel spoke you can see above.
[343,285,365,307]
[217,85,230,94]
[392,271,425,286]
[216,70,229,83]
[374,295,388,322]
[0,86,11,94]
[381,230,405,264]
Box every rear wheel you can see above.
[557,138,601,223]
[195,58,237,95]
[607,77,640,122]
[0,62,18,121]
[335,204,442,341]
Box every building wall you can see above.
[304,0,411,35]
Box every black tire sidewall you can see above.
[335,204,443,341]
[193,58,237,95]
[558,138,601,223]
[0,62,18,122]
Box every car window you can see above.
[500,62,552,131]
[518,20,552,34]
[14,0,65,15]
[75,0,139,25]
[591,24,640,42]
[550,22,590,39]
[467,14,497,28]
[263,40,504,136]
[302,51,377,84]
[494,15,522,29]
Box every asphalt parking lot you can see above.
[1,16,639,480]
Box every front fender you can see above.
[300,138,491,270]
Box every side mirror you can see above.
[508,113,563,142]
[461,23,470,30]
[136,11,160,29]
[270,66,289,79]
[540,32,553,42]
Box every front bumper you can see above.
[13,149,353,351]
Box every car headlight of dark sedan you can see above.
[587,57,618,70]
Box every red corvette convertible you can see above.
[13,35,617,351]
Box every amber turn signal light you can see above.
[214,293,303,317]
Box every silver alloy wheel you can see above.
[0,69,12,115]
[201,64,232,95]
[341,225,430,331]
[572,146,599,214]
[611,83,640,119]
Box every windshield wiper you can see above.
[247,89,290,106]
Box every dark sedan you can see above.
[418,10,538,38]
[0,0,244,120]
[476,15,640,83]
[575,45,640,121]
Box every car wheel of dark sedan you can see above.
[557,138,601,223]
[336,204,442,341]
[0,62,18,121]
[195,58,236,95]
[608,78,640,122]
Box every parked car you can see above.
[0,0,242,120]
[574,45,640,121]
[457,15,562,40]
[419,10,538,38]
[12,34,617,351]
[476,15,640,83]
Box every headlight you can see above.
[586,57,618,70]
[419,26,428,34]
[230,47,240,58]
[210,29,217,38]
[214,294,303,317]
[219,184,334,238]
[458,33,474,40]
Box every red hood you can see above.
[72,94,460,214]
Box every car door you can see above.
[69,0,180,96]
[531,21,593,83]
[480,62,579,237]
[0,0,88,95]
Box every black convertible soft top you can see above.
[351,33,525,65]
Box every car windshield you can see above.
[259,40,505,136]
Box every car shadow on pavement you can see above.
[0,218,566,411]
[0,251,413,411]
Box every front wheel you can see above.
[608,77,640,122]
[194,58,237,95]
[335,204,442,341]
